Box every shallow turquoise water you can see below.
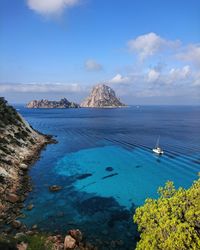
[55,145,199,208]
[16,106,200,249]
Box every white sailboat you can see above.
[153,136,164,155]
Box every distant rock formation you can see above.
[27,98,79,108]
[81,84,126,108]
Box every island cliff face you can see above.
[80,84,126,108]
[27,98,79,108]
[0,97,54,227]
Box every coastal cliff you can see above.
[0,97,54,228]
[27,98,79,109]
[80,84,126,108]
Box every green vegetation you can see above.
[134,176,200,250]
[0,97,23,128]
[18,235,52,250]
[0,234,52,250]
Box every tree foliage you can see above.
[0,97,23,128]
[134,176,200,250]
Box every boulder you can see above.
[6,193,20,203]
[17,242,28,250]
[64,235,76,250]
[12,220,22,229]
[68,229,83,243]
[32,224,37,230]
[20,164,28,170]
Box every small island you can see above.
[80,84,126,108]
[26,98,79,109]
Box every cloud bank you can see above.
[0,83,83,93]
[127,32,180,60]
[27,0,80,15]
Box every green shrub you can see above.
[18,235,52,250]
[134,176,200,250]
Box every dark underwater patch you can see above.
[105,167,114,172]
[135,165,142,168]
[108,209,131,227]
[76,173,93,180]
[102,173,118,180]
[77,196,120,215]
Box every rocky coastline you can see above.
[0,98,99,250]
[0,97,56,234]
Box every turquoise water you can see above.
[16,106,200,249]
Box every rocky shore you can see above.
[0,98,101,250]
[0,97,56,233]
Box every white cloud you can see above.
[110,74,130,84]
[27,0,80,15]
[0,83,83,93]
[108,64,199,99]
[168,65,191,81]
[147,69,160,82]
[127,32,180,60]
[85,59,103,71]
[176,44,200,67]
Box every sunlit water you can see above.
[16,106,200,249]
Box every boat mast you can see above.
[156,136,160,148]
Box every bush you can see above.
[134,176,200,250]
[18,235,52,250]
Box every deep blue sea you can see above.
[16,106,200,249]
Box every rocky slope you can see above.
[0,97,54,228]
[27,98,79,108]
[81,84,126,108]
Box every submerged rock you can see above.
[26,204,34,211]
[76,173,92,180]
[102,173,118,180]
[49,185,62,192]
[77,196,119,215]
[108,210,131,227]
[105,167,114,172]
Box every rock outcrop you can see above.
[81,84,125,108]
[0,97,54,227]
[26,98,79,109]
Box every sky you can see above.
[0,0,200,104]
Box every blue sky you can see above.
[0,0,200,104]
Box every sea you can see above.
[15,105,200,249]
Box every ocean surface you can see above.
[16,105,200,249]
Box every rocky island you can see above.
[81,84,126,108]
[27,98,79,109]
[0,97,55,229]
